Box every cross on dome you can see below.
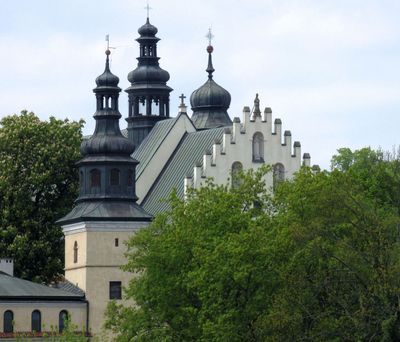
[206,27,214,46]
[144,1,152,18]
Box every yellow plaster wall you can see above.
[0,303,86,333]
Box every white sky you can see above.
[1,0,399,169]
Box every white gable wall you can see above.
[187,107,309,191]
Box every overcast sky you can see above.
[1,0,399,169]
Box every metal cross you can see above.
[206,27,214,45]
[145,1,152,18]
[105,34,110,50]
[179,93,186,105]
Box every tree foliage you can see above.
[0,111,83,283]
[106,148,400,341]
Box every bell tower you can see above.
[126,16,173,149]
[58,49,152,335]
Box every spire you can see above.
[206,28,215,79]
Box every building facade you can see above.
[1,16,311,337]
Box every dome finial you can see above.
[205,28,215,79]
[145,1,152,20]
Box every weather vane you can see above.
[145,1,152,18]
[206,27,214,46]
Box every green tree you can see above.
[263,149,400,341]
[106,148,400,341]
[105,166,277,341]
[0,111,83,283]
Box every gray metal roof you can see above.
[57,201,152,225]
[132,117,178,178]
[0,272,84,300]
[142,127,224,214]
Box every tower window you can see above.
[231,161,243,189]
[79,171,84,187]
[110,281,122,299]
[115,238,119,247]
[252,132,264,162]
[127,169,134,187]
[3,310,14,333]
[110,169,120,186]
[73,241,78,264]
[90,169,101,188]
[31,310,41,333]
[59,310,69,333]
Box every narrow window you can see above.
[73,241,78,264]
[79,171,84,187]
[59,310,68,333]
[127,169,134,187]
[109,281,122,300]
[273,163,285,190]
[3,310,13,333]
[252,132,264,162]
[90,169,101,188]
[31,310,41,332]
[115,238,119,247]
[231,161,243,189]
[110,169,120,186]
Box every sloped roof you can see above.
[141,127,225,214]
[132,117,178,178]
[0,272,85,301]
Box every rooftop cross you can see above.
[206,27,214,46]
[145,1,152,18]
[179,93,186,105]
[105,34,110,50]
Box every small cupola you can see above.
[125,16,173,149]
[190,29,232,130]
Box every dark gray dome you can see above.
[138,18,158,37]
[81,133,134,156]
[128,65,170,84]
[190,45,232,129]
[190,78,231,110]
[95,50,119,88]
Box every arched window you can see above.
[31,310,41,332]
[273,163,285,190]
[127,169,134,187]
[252,132,264,162]
[79,171,84,187]
[59,310,68,333]
[110,169,120,186]
[90,169,101,188]
[231,161,243,189]
[73,241,78,264]
[3,310,13,333]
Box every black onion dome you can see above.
[190,45,232,129]
[95,50,120,88]
[190,78,231,110]
[138,18,158,37]
[80,131,135,156]
[127,65,170,84]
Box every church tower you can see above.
[58,49,152,335]
[126,17,173,149]
[190,31,232,129]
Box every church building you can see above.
[0,16,311,337]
